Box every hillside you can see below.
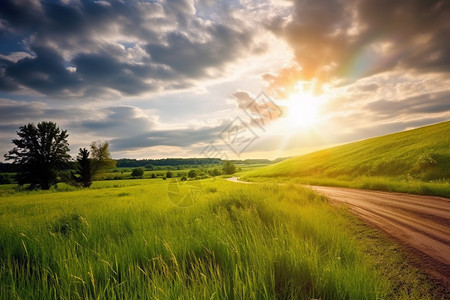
[245,121,450,196]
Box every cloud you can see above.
[110,125,223,151]
[267,0,450,89]
[366,91,450,117]
[146,25,253,78]
[74,106,158,136]
[0,0,259,97]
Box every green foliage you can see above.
[90,140,116,175]
[0,174,13,184]
[151,173,157,178]
[51,213,86,236]
[0,180,439,299]
[131,168,144,178]
[70,148,93,188]
[4,121,70,190]
[188,169,197,178]
[246,121,450,196]
[222,161,236,175]
[166,171,173,178]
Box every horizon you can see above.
[1,0,449,162]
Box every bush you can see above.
[131,168,144,178]
[151,173,157,178]
[181,176,187,181]
[166,171,173,178]
[188,169,197,178]
[222,161,236,175]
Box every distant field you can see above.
[244,121,450,197]
[0,179,439,299]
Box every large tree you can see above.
[4,121,71,190]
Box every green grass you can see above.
[0,179,441,299]
[244,121,450,197]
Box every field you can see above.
[244,121,450,197]
[0,178,440,299]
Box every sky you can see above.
[1,0,449,161]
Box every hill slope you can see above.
[245,121,450,196]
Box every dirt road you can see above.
[310,185,450,287]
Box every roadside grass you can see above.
[0,179,441,299]
[244,121,450,197]
[242,175,450,198]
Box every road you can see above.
[310,185,450,287]
[226,177,450,287]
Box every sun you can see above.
[285,91,321,129]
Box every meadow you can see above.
[0,178,440,299]
[244,121,450,197]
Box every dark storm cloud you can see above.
[147,25,252,77]
[0,0,256,97]
[3,45,81,95]
[270,0,450,85]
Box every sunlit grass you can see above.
[0,179,438,298]
[245,121,450,197]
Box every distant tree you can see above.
[4,121,70,190]
[145,164,154,170]
[151,173,157,178]
[90,141,116,176]
[181,176,187,181]
[188,169,197,178]
[70,148,93,188]
[131,168,144,178]
[166,170,173,178]
[222,161,236,175]
[212,168,221,176]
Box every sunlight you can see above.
[285,88,322,129]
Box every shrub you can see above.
[188,169,197,178]
[131,168,144,178]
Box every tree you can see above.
[188,169,197,178]
[71,148,93,187]
[131,168,144,178]
[90,140,116,177]
[222,161,236,175]
[4,121,70,190]
[212,168,222,176]
[166,170,173,178]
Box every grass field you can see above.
[244,121,450,197]
[0,178,440,299]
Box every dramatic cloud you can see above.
[267,0,450,91]
[0,0,259,97]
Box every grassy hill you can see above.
[245,121,450,196]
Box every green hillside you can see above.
[245,121,450,196]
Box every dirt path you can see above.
[226,178,450,287]
[311,186,450,288]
